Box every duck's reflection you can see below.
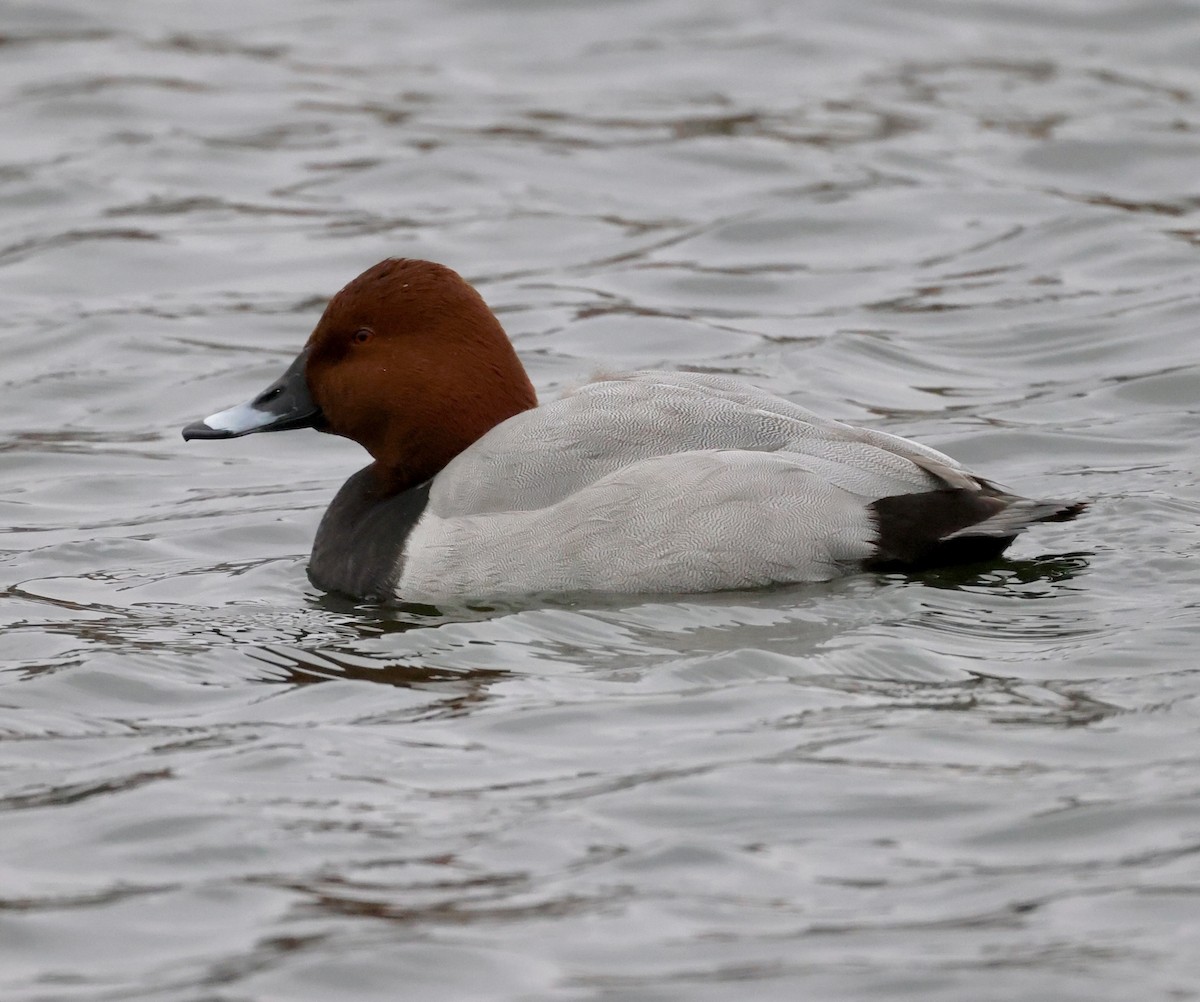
[246,644,506,721]
[891,550,1092,594]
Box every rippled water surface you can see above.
[3,0,1200,998]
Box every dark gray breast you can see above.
[308,466,431,601]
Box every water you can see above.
[2,0,1199,998]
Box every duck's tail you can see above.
[942,497,1087,539]
[865,488,1087,571]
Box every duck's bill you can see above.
[182,349,322,441]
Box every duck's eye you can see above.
[352,328,373,345]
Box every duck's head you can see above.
[183,258,538,492]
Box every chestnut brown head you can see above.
[184,258,537,494]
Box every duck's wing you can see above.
[403,448,884,599]
[428,371,976,518]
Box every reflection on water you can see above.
[2,0,1200,999]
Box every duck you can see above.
[183,258,1086,602]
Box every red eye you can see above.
[353,328,373,345]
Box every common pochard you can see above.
[183,258,1085,601]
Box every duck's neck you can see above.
[368,363,537,497]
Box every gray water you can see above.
[2,0,1199,999]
